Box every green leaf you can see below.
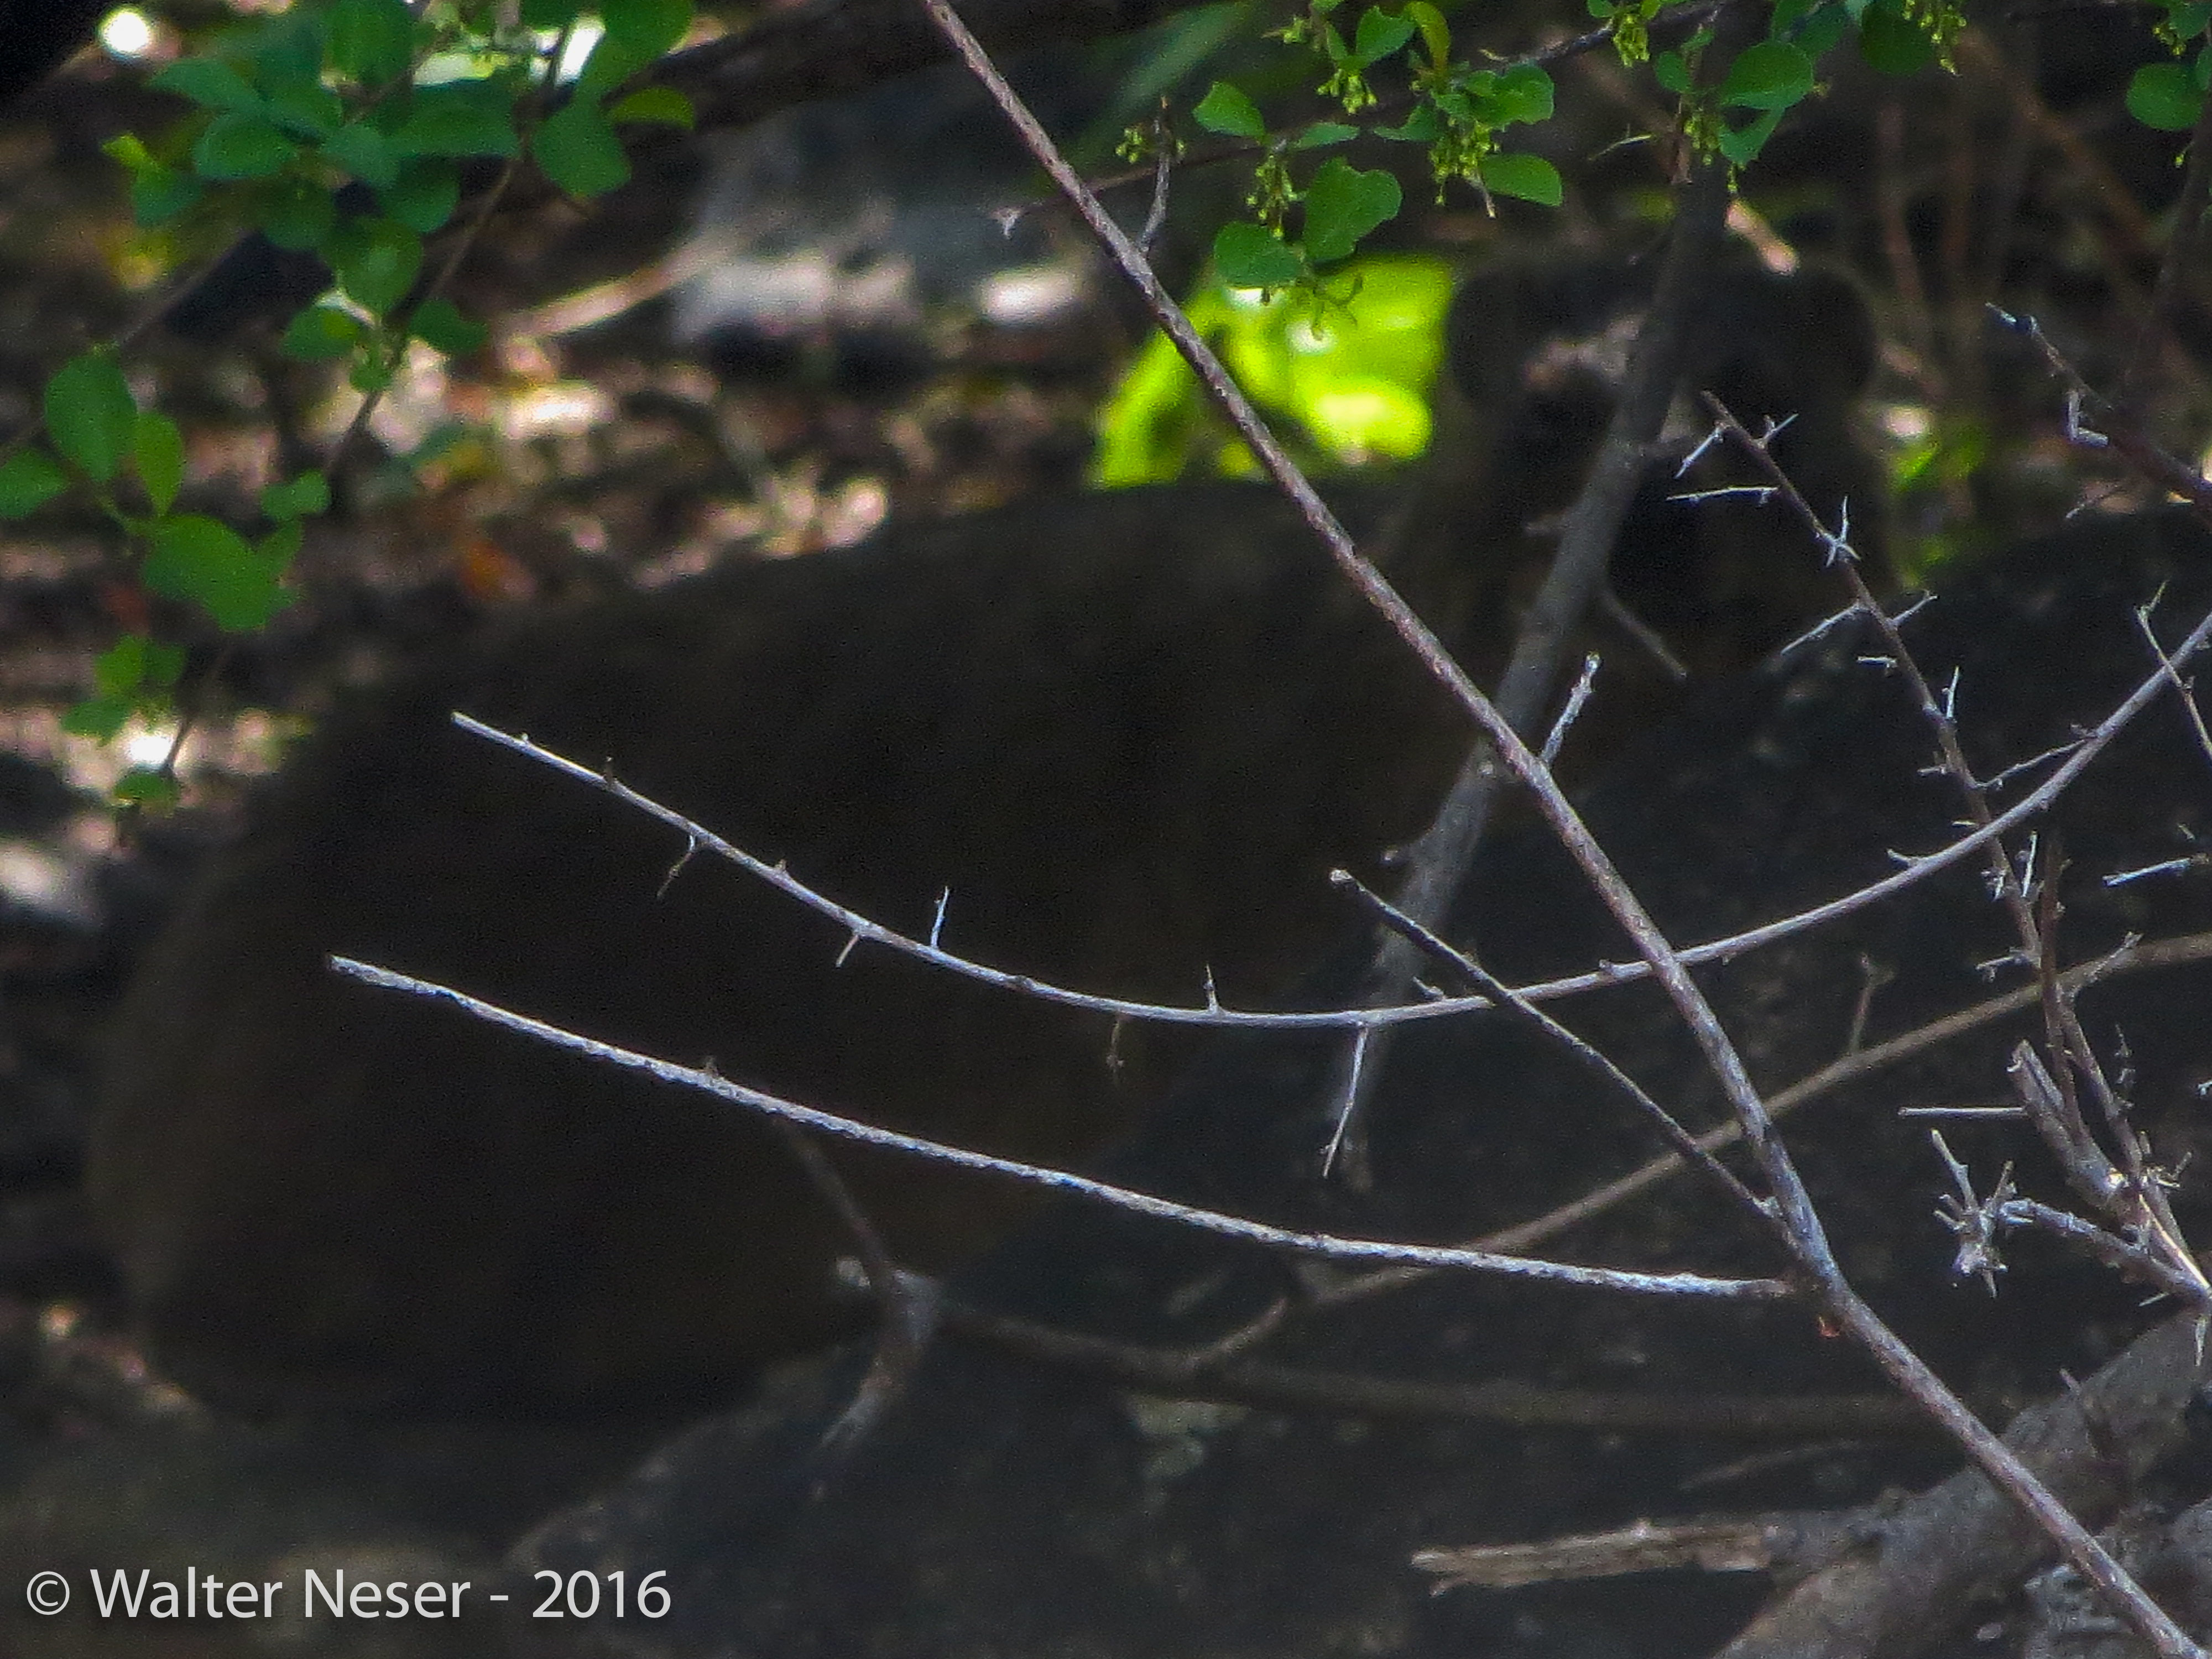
[93,635,150,698]
[409,298,488,356]
[1353,6,1416,65]
[1717,105,1788,164]
[0,448,67,518]
[45,354,137,484]
[280,302,366,361]
[259,518,305,568]
[263,76,344,139]
[1214,221,1303,290]
[329,216,424,315]
[521,0,585,23]
[145,514,293,632]
[150,56,263,114]
[257,176,338,252]
[1793,2,1853,59]
[601,0,693,63]
[1193,81,1266,139]
[131,167,204,228]
[2129,61,2203,129]
[63,696,132,742]
[1373,105,1439,142]
[575,33,649,93]
[530,98,631,197]
[1290,121,1359,149]
[260,471,330,520]
[378,158,460,233]
[193,112,300,180]
[322,122,400,189]
[389,81,520,159]
[103,133,154,173]
[1406,1,1452,70]
[2176,1,2212,37]
[1481,150,1563,205]
[330,0,415,85]
[1652,48,1691,93]
[607,87,695,129]
[348,353,395,394]
[1856,3,1936,75]
[1720,39,1813,109]
[134,411,185,513]
[1302,156,1401,264]
[114,766,182,809]
[1490,62,1555,125]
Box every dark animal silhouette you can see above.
[89,256,1884,1415]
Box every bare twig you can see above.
[1417,1508,1874,1592]
[452,681,2212,1037]
[941,1300,1929,1438]
[328,956,1793,1302]
[1328,152,1734,1172]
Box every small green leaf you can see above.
[1490,62,1555,126]
[1652,48,1692,93]
[103,133,154,173]
[259,518,305,569]
[378,158,460,234]
[1717,105,1788,165]
[1856,3,1936,74]
[93,635,149,698]
[257,177,338,252]
[0,448,67,518]
[322,122,400,189]
[115,766,183,809]
[2176,1,2212,38]
[389,81,520,159]
[263,76,344,140]
[1353,6,1416,65]
[1290,121,1359,149]
[409,298,489,356]
[280,302,366,361]
[134,411,185,514]
[329,216,424,316]
[1373,106,1439,142]
[601,0,693,63]
[63,696,133,742]
[260,471,330,520]
[329,0,415,85]
[1481,150,1563,206]
[45,354,137,484]
[1720,39,1813,109]
[575,33,649,93]
[2129,61,2203,129]
[1793,2,1853,59]
[607,87,695,129]
[145,514,293,632]
[131,167,205,227]
[348,353,396,394]
[1406,2,1452,70]
[1302,156,1401,264]
[150,56,263,114]
[531,98,631,197]
[1193,81,1267,139]
[1214,221,1303,290]
[193,112,300,180]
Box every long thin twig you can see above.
[454,671,2212,1035]
[329,957,1788,1301]
[1329,150,1734,1176]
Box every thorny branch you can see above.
[330,954,1788,1303]
[914,4,2210,1646]
[1705,398,2212,1319]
